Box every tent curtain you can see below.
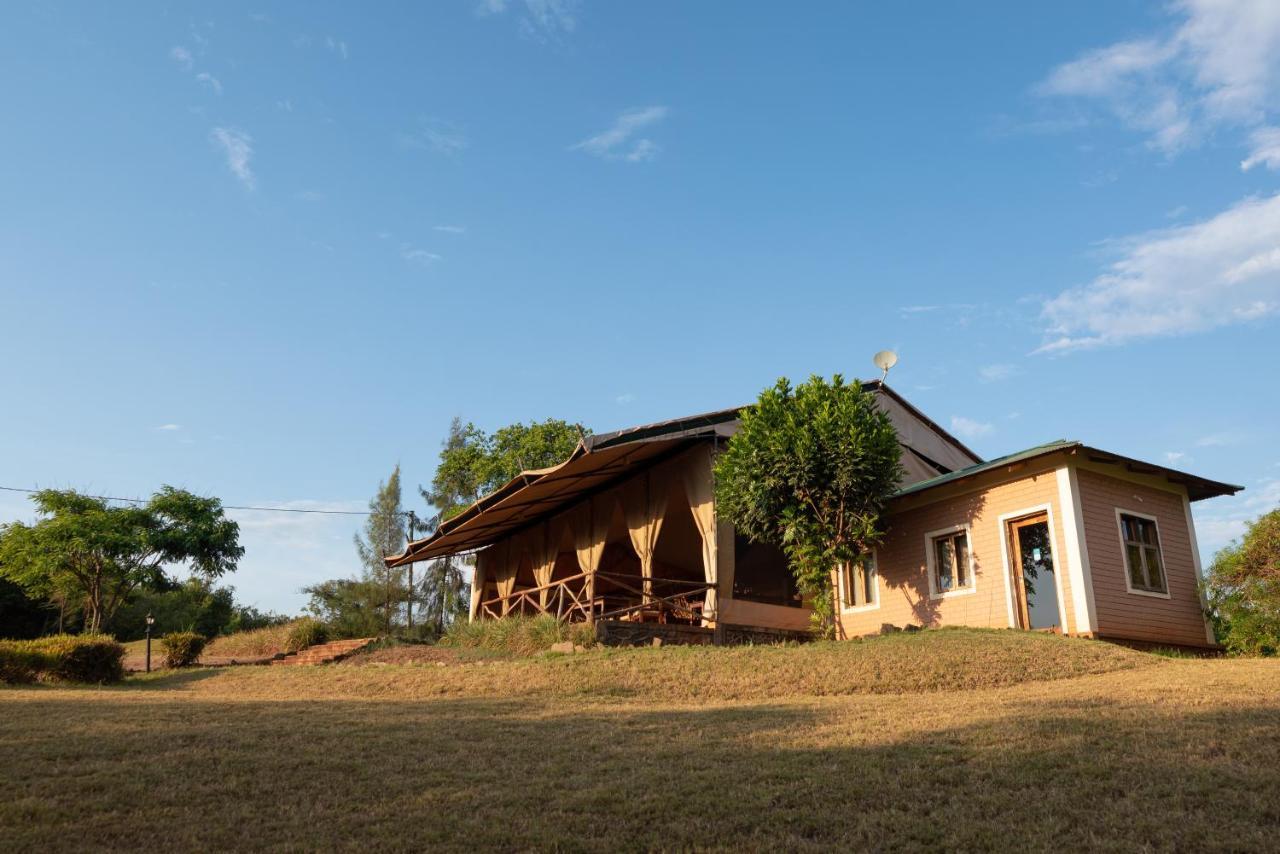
[572,496,609,577]
[624,467,670,603]
[531,520,558,610]
[494,538,517,614]
[470,547,492,622]
[679,444,719,621]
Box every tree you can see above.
[302,577,392,639]
[1205,508,1280,655]
[713,375,903,636]
[0,487,243,633]
[422,417,584,521]
[353,465,407,633]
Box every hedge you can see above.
[160,631,207,668]
[0,634,126,684]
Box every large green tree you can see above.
[713,375,903,635]
[422,417,584,520]
[1206,508,1280,655]
[353,465,407,633]
[0,487,243,633]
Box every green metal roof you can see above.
[893,440,1080,498]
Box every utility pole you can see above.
[406,510,418,630]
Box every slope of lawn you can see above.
[120,622,299,670]
[3,630,1278,851]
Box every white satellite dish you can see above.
[873,350,898,381]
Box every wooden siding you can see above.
[1075,469,1211,647]
[838,466,1070,638]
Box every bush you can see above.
[443,615,595,657]
[1206,508,1280,656]
[160,631,207,668]
[0,634,125,684]
[285,618,329,654]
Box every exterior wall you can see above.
[1074,469,1213,647]
[837,465,1072,638]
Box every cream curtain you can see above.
[470,547,492,622]
[530,520,558,610]
[679,444,719,621]
[494,538,517,614]
[624,467,670,604]
[572,496,609,577]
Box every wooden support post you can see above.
[586,571,596,626]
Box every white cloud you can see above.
[615,393,636,405]
[950,416,993,439]
[1038,193,1280,352]
[401,246,442,266]
[899,305,941,314]
[572,106,667,162]
[196,72,222,95]
[397,118,467,155]
[1241,126,1280,170]
[156,423,181,431]
[326,36,349,60]
[169,46,193,71]
[210,127,255,190]
[1196,432,1243,447]
[1165,451,1190,465]
[433,225,466,234]
[1037,0,1280,157]
[978,363,1021,383]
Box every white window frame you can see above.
[925,524,977,600]
[996,504,1070,631]
[1114,508,1171,599]
[839,549,880,613]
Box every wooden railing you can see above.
[479,571,715,624]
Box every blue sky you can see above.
[2,1,1278,614]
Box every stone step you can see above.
[270,637,377,666]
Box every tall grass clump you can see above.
[204,621,303,658]
[285,618,330,654]
[443,615,595,656]
[160,631,207,668]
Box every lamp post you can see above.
[144,613,155,673]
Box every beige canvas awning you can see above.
[387,437,693,566]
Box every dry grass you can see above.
[120,623,298,670]
[2,630,1278,851]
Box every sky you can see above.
[2,1,1279,614]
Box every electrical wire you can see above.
[0,485,380,516]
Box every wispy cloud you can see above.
[169,45,193,71]
[196,72,222,95]
[572,106,667,162]
[325,36,349,60]
[401,246,442,266]
[210,127,255,190]
[1193,475,1280,560]
[950,416,993,439]
[1036,1,1280,159]
[615,393,636,405]
[978,363,1021,383]
[479,0,578,41]
[433,224,466,234]
[156,423,182,431]
[397,118,467,155]
[1241,126,1280,171]
[1164,450,1190,465]
[1037,194,1280,353]
[1196,432,1243,448]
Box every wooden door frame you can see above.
[1006,512,1051,631]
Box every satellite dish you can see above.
[873,350,898,381]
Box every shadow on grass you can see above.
[2,684,1279,851]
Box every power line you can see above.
[0,485,380,516]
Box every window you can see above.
[841,553,878,609]
[927,528,973,597]
[1118,512,1167,595]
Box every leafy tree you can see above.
[0,487,243,633]
[713,375,903,636]
[301,577,394,639]
[0,578,52,640]
[353,465,407,633]
[422,417,584,520]
[1205,508,1280,655]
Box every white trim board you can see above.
[924,524,978,600]
[1056,465,1097,634]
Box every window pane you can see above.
[954,534,969,588]
[935,538,954,591]
[1120,516,1135,543]
[840,564,853,607]
[1143,546,1166,592]
[861,556,876,606]
[1136,518,1158,546]
[1125,544,1145,589]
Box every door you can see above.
[1008,514,1062,631]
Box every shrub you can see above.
[1205,508,1280,656]
[160,631,207,668]
[0,634,125,684]
[443,615,595,656]
[285,618,329,654]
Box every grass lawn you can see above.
[2,629,1278,851]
